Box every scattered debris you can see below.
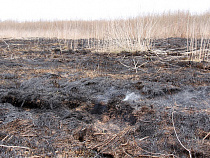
[0,38,209,157]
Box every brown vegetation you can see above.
[0,11,210,58]
[0,12,209,157]
[1,12,210,39]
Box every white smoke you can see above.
[123,92,140,102]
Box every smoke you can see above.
[123,92,140,102]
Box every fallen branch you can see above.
[203,132,210,141]
[172,111,192,158]
[1,38,14,59]
[93,133,109,135]
[1,135,10,142]
[0,144,31,150]
[118,56,148,73]
[138,136,149,141]
[1,39,10,50]
[122,148,133,158]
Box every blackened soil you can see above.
[0,38,209,157]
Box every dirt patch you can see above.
[0,38,209,157]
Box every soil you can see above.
[0,38,209,157]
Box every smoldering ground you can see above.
[0,38,209,157]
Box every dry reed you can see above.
[0,11,209,60]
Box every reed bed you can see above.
[0,11,209,61]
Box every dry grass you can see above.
[1,11,209,39]
[0,11,209,60]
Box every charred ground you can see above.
[0,38,209,157]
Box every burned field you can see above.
[0,38,209,157]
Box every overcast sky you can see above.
[0,0,209,21]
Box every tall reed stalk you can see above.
[0,11,209,60]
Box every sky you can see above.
[0,0,209,21]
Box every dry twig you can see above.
[172,111,192,158]
[0,144,30,150]
[203,131,210,141]
[118,56,148,73]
